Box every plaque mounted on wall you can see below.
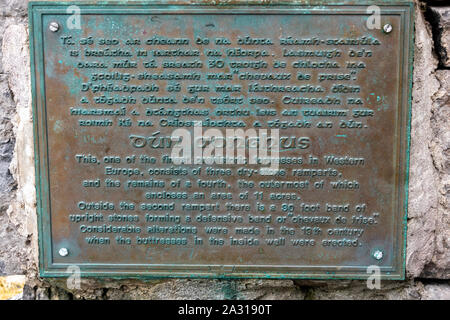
[30,0,414,279]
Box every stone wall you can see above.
[0,0,448,300]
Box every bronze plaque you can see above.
[30,1,413,279]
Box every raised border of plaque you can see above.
[30,0,414,280]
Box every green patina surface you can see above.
[29,0,414,280]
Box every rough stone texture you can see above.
[422,69,450,279]
[0,1,29,276]
[2,22,37,261]
[422,282,450,299]
[0,0,449,299]
[0,0,27,16]
[0,0,28,74]
[21,278,450,300]
[295,279,427,300]
[429,6,450,67]
[101,279,306,300]
[0,73,22,275]
[406,1,441,279]
[0,47,18,275]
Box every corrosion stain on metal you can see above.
[29,1,414,279]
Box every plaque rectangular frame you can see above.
[30,0,414,280]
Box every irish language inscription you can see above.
[31,3,413,279]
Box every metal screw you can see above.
[58,247,69,257]
[49,22,59,32]
[373,250,383,260]
[383,24,393,34]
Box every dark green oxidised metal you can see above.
[30,0,414,280]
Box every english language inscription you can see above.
[30,1,413,279]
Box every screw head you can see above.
[383,24,393,34]
[49,22,59,32]
[373,250,383,260]
[58,248,69,257]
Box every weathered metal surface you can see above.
[30,1,414,279]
